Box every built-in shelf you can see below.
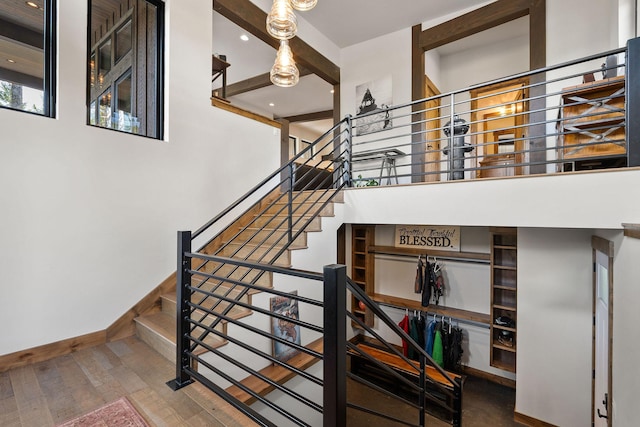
[351,225,375,327]
[490,227,518,373]
[371,293,491,325]
[368,245,490,263]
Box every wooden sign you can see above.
[395,225,460,252]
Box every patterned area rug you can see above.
[57,397,149,427]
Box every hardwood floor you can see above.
[0,336,255,427]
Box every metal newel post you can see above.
[323,264,347,427]
[167,231,194,390]
[626,36,640,167]
[419,354,426,426]
[453,379,462,427]
[346,115,353,187]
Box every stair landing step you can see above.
[225,338,324,405]
[135,312,226,362]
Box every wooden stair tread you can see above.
[224,240,307,251]
[292,190,344,203]
[161,292,253,321]
[226,338,324,405]
[351,343,460,388]
[135,312,226,355]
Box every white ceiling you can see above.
[302,0,491,48]
[212,0,526,135]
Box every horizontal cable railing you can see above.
[350,44,633,186]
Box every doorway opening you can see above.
[591,236,613,427]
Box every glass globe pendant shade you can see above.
[270,40,300,87]
[267,0,297,40]
[291,0,317,11]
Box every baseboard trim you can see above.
[0,330,106,373]
[514,411,558,427]
[462,365,516,389]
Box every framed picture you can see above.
[270,291,301,362]
[355,75,393,136]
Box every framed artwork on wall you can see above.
[355,75,393,136]
[270,291,301,362]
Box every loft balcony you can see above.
[306,39,640,190]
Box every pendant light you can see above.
[290,0,317,11]
[270,40,300,87]
[266,0,297,40]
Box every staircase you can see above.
[133,190,343,392]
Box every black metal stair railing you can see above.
[167,119,352,426]
[345,278,463,427]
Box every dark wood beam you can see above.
[529,0,546,69]
[280,109,333,123]
[0,17,44,49]
[219,66,313,97]
[0,67,43,90]
[411,24,426,183]
[419,0,530,51]
[332,83,340,124]
[213,0,340,85]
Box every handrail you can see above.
[354,46,626,121]
[347,278,459,389]
[192,117,348,240]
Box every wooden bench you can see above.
[348,337,463,426]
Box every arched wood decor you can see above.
[411,0,547,180]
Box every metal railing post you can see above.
[627,36,640,167]
[167,231,194,391]
[323,264,347,427]
[288,163,294,243]
[452,380,462,427]
[448,94,455,180]
[346,115,353,187]
[419,354,426,427]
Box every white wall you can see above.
[547,0,618,65]
[0,0,280,356]
[437,20,529,93]
[342,169,640,230]
[516,228,593,426]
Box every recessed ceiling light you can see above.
[330,89,335,94]
[7,59,16,63]
[269,102,275,107]
[240,34,249,42]
[25,1,39,8]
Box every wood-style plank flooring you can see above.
[0,336,255,427]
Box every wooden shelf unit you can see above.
[489,228,518,373]
[351,225,375,327]
[556,76,626,170]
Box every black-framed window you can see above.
[87,0,164,139]
[0,0,56,116]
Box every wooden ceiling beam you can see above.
[419,0,530,51]
[279,109,333,123]
[0,17,43,49]
[219,66,313,97]
[213,0,340,85]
